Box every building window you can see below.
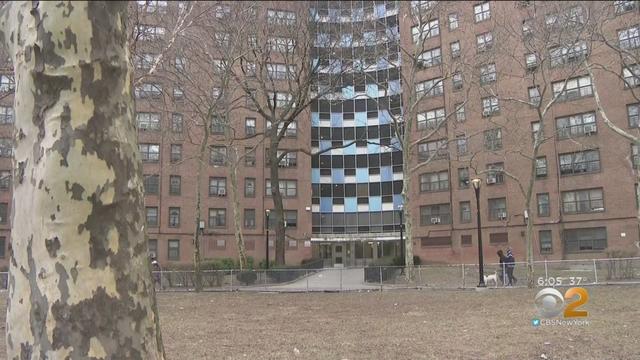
[214,32,230,48]
[416,78,444,98]
[461,234,472,246]
[0,74,14,93]
[489,232,509,244]
[171,113,183,133]
[168,207,180,228]
[411,1,437,16]
[0,138,12,158]
[209,177,227,196]
[484,128,502,151]
[525,53,538,71]
[266,179,297,198]
[474,2,491,23]
[421,236,452,247]
[460,201,472,223]
[537,193,550,217]
[245,178,256,197]
[482,96,500,116]
[267,9,296,25]
[168,239,180,261]
[417,108,445,130]
[455,103,466,122]
[245,147,256,167]
[564,227,607,253]
[148,239,157,258]
[562,188,604,214]
[134,83,162,99]
[210,146,227,166]
[452,72,463,90]
[531,122,541,141]
[210,116,225,134]
[136,112,161,131]
[244,209,256,229]
[0,170,10,191]
[559,149,600,175]
[0,106,14,124]
[633,144,640,169]
[552,75,592,101]
[450,41,461,58]
[139,143,160,162]
[420,204,452,225]
[628,103,640,128]
[137,1,167,14]
[486,162,505,184]
[174,56,186,72]
[545,6,584,28]
[267,63,296,80]
[458,167,470,188]
[208,208,227,228]
[476,32,493,52]
[615,0,638,14]
[269,210,298,229]
[479,63,496,85]
[550,41,588,67]
[170,144,182,163]
[411,19,439,42]
[266,150,297,168]
[143,175,159,195]
[536,157,548,178]
[556,112,596,139]
[418,139,448,161]
[539,230,553,253]
[214,4,230,18]
[266,120,297,137]
[419,170,449,192]
[146,207,158,227]
[268,37,295,53]
[169,175,181,195]
[619,25,640,50]
[488,198,507,221]
[456,135,468,155]
[245,118,256,135]
[418,47,442,68]
[528,86,541,106]
[623,64,640,88]
[134,53,158,70]
[448,13,459,30]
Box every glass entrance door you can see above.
[333,244,344,267]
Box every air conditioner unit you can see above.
[431,217,441,224]
[584,124,596,135]
[482,109,491,117]
[217,188,226,196]
[486,177,497,184]
[537,168,548,176]
[498,212,507,220]
[149,251,157,259]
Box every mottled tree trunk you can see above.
[401,167,415,281]
[2,1,165,359]
[193,120,209,292]
[267,141,286,266]
[228,146,248,270]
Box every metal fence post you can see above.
[544,259,548,280]
[418,266,422,287]
[593,259,598,284]
[230,269,234,292]
[340,267,343,291]
[306,270,309,292]
[461,264,465,289]
[264,269,268,291]
[379,266,383,291]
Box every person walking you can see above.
[505,248,517,286]
[497,250,507,286]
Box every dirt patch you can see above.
[0,286,639,359]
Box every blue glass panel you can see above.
[343,141,356,155]
[381,166,393,181]
[379,110,391,124]
[393,194,404,208]
[345,197,357,212]
[312,168,320,183]
[320,197,332,212]
[312,112,320,126]
[320,140,331,151]
[370,196,382,211]
[355,112,367,126]
[389,80,401,95]
[331,113,343,127]
[356,168,369,182]
[332,169,344,183]
[342,86,355,99]
[366,84,378,98]
[367,140,380,153]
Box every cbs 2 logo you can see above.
[534,287,589,318]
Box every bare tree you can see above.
[2,1,164,358]
[463,1,600,287]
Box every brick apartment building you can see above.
[0,1,639,268]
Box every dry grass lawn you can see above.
[0,286,638,359]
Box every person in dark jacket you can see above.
[497,250,507,285]
[505,248,517,286]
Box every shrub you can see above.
[413,255,422,266]
[236,271,258,285]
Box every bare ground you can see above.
[0,286,638,359]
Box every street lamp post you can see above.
[471,178,486,288]
[398,205,404,266]
[265,209,270,270]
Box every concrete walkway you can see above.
[268,268,380,291]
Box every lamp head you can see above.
[471,178,481,190]
[265,209,270,215]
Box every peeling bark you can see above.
[2,2,165,359]
[228,147,248,270]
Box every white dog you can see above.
[484,271,498,288]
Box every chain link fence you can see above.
[0,258,638,292]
